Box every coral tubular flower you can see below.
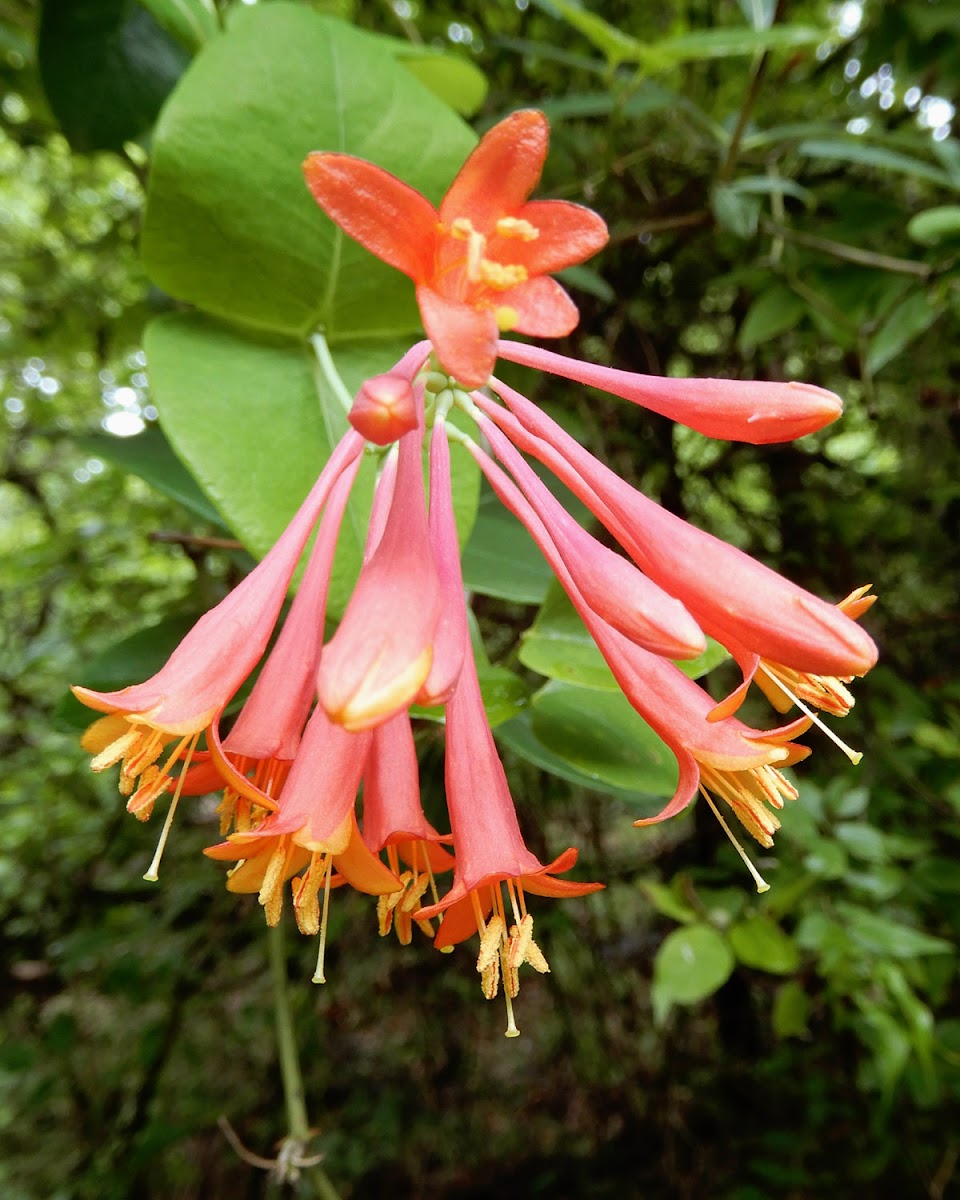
[497,340,844,444]
[318,421,442,731]
[303,109,608,388]
[416,627,602,1035]
[464,441,808,878]
[473,411,706,661]
[206,703,400,980]
[474,381,877,683]
[362,711,455,944]
[74,433,365,874]
[185,459,361,836]
[415,417,467,705]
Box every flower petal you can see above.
[416,284,498,388]
[504,277,580,338]
[508,199,609,274]
[303,152,438,281]
[439,109,548,231]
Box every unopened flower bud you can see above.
[349,374,418,445]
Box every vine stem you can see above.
[268,920,342,1200]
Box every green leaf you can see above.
[907,205,960,246]
[495,712,650,799]
[725,175,815,206]
[865,290,941,376]
[798,138,954,189]
[139,0,219,52]
[728,913,800,974]
[834,822,888,864]
[38,0,190,151]
[652,924,735,1024]
[143,312,392,618]
[461,484,554,604]
[640,879,697,925]
[76,427,227,528]
[772,980,810,1038]
[711,184,761,238]
[537,0,642,67]
[738,285,806,350]
[141,6,474,339]
[521,582,726,689]
[643,24,825,67]
[529,679,678,797]
[835,903,954,958]
[392,49,488,117]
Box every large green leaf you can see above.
[141,5,475,339]
[144,312,384,617]
[529,680,678,798]
[865,290,942,376]
[728,913,800,974]
[38,0,189,151]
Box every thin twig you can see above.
[762,219,932,276]
[150,532,244,550]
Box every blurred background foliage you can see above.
[2,0,959,1196]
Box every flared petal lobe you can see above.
[439,109,548,231]
[302,153,438,282]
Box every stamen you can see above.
[495,216,539,241]
[258,838,291,926]
[477,260,527,290]
[312,855,334,984]
[143,733,200,882]
[699,786,770,893]
[757,663,862,764]
[89,727,139,772]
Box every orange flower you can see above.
[303,109,608,389]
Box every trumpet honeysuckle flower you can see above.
[183,461,361,836]
[361,711,455,944]
[416,620,602,1034]
[474,381,877,683]
[73,433,365,876]
[206,704,400,978]
[416,418,467,706]
[303,109,609,388]
[497,340,844,444]
[465,422,808,872]
[318,421,442,731]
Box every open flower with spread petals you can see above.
[304,109,609,389]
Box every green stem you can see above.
[268,921,342,1200]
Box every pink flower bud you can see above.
[349,373,419,445]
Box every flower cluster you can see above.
[75,110,876,1036]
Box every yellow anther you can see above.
[477,260,528,290]
[448,217,476,239]
[477,914,505,974]
[258,839,290,927]
[502,941,520,999]
[495,216,539,241]
[88,727,139,772]
[293,852,327,936]
[481,955,500,1001]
